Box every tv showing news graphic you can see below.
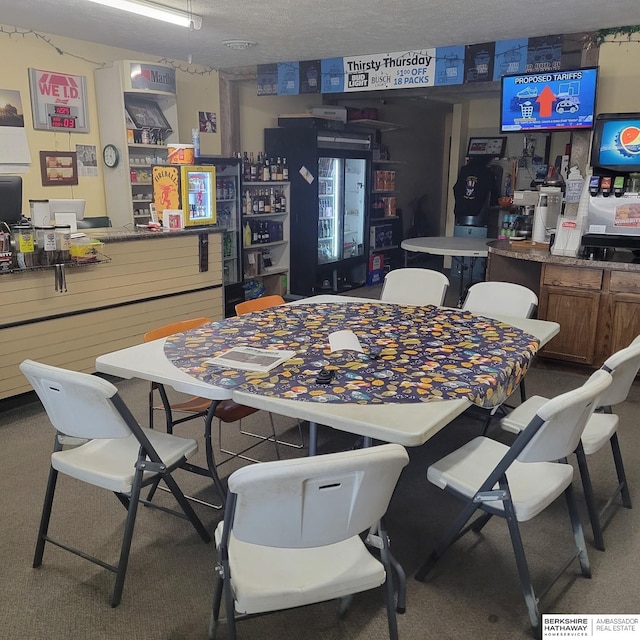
[597,119,640,168]
[500,67,598,133]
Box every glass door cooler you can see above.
[342,158,367,260]
[265,126,371,296]
[195,156,243,316]
[318,158,341,264]
[180,166,217,227]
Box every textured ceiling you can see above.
[2,0,640,71]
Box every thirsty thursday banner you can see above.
[319,49,436,93]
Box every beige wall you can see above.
[0,25,219,217]
[597,39,640,113]
[237,81,323,154]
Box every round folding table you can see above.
[401,236,495,302]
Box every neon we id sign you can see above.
[28,68,90,133]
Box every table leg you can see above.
[451,256,465,304]
[308,422,318,456]
[204,401,227,508]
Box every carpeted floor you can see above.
[1,292,639,640]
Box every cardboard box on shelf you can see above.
[367,252,385,285]
[263,273,287,296]
[311,107,347,123]
[244,250,262,277]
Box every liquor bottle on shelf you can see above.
[282,157,288,181]
[243,152,251,182]
[250,152,257,182]
[262,157,270,182]
[276,157,283,181]
[270,158,278,182]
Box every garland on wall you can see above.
[585,25,640,48]
[0,25,216,75]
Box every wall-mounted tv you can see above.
[500,67,598,133]
[590,113,640,173]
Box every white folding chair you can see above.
[209,444,409,640]
[380,267,450,306]
[462,281,539,429]
[415,369,612,636]
[462,280,539,320]
[501,335,640,550]
[20,359,211,607]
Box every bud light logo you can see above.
[348,72,369,88]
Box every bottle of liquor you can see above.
[243,220,252,246]
[243,151,250,182]
[250,152,257,182]
[262,157,270,182]
[270,158,278,182]
[252,221,259,244]
[245,190,252,216]
[282,157,289,181]
[269,188,276,213]
[258,190,265,213]
[276,157,283,181]
[264,189,272,213]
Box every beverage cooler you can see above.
[265,126,371,296]
[153,157,242,316]
[196,156,243,316]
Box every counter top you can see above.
[487,239,640,272]
[87,226,224,243]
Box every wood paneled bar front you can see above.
[487,239,640,368]
[1,229,224,401]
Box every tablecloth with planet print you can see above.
[164,301,540,409]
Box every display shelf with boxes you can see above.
[95,61,179,228]
[241,181,290,296]
[369,157,403,274]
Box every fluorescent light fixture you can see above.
[85,0,202,29]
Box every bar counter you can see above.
[487,239,640,367]
[1,227,224,401]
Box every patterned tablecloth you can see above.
[164,302,540,409]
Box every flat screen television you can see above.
[590,112,640,173]
[500,67,598,133]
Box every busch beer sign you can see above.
[28,68,89,132]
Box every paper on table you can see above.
[329,330,363,353]
[205,346,296,372]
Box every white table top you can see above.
[401,236,495,257]
[95,295,559,448]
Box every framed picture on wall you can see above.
[124,97,172,131]
[39,151,78,186]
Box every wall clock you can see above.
[102,144,119,168]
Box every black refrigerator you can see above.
[265,126,371,296]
